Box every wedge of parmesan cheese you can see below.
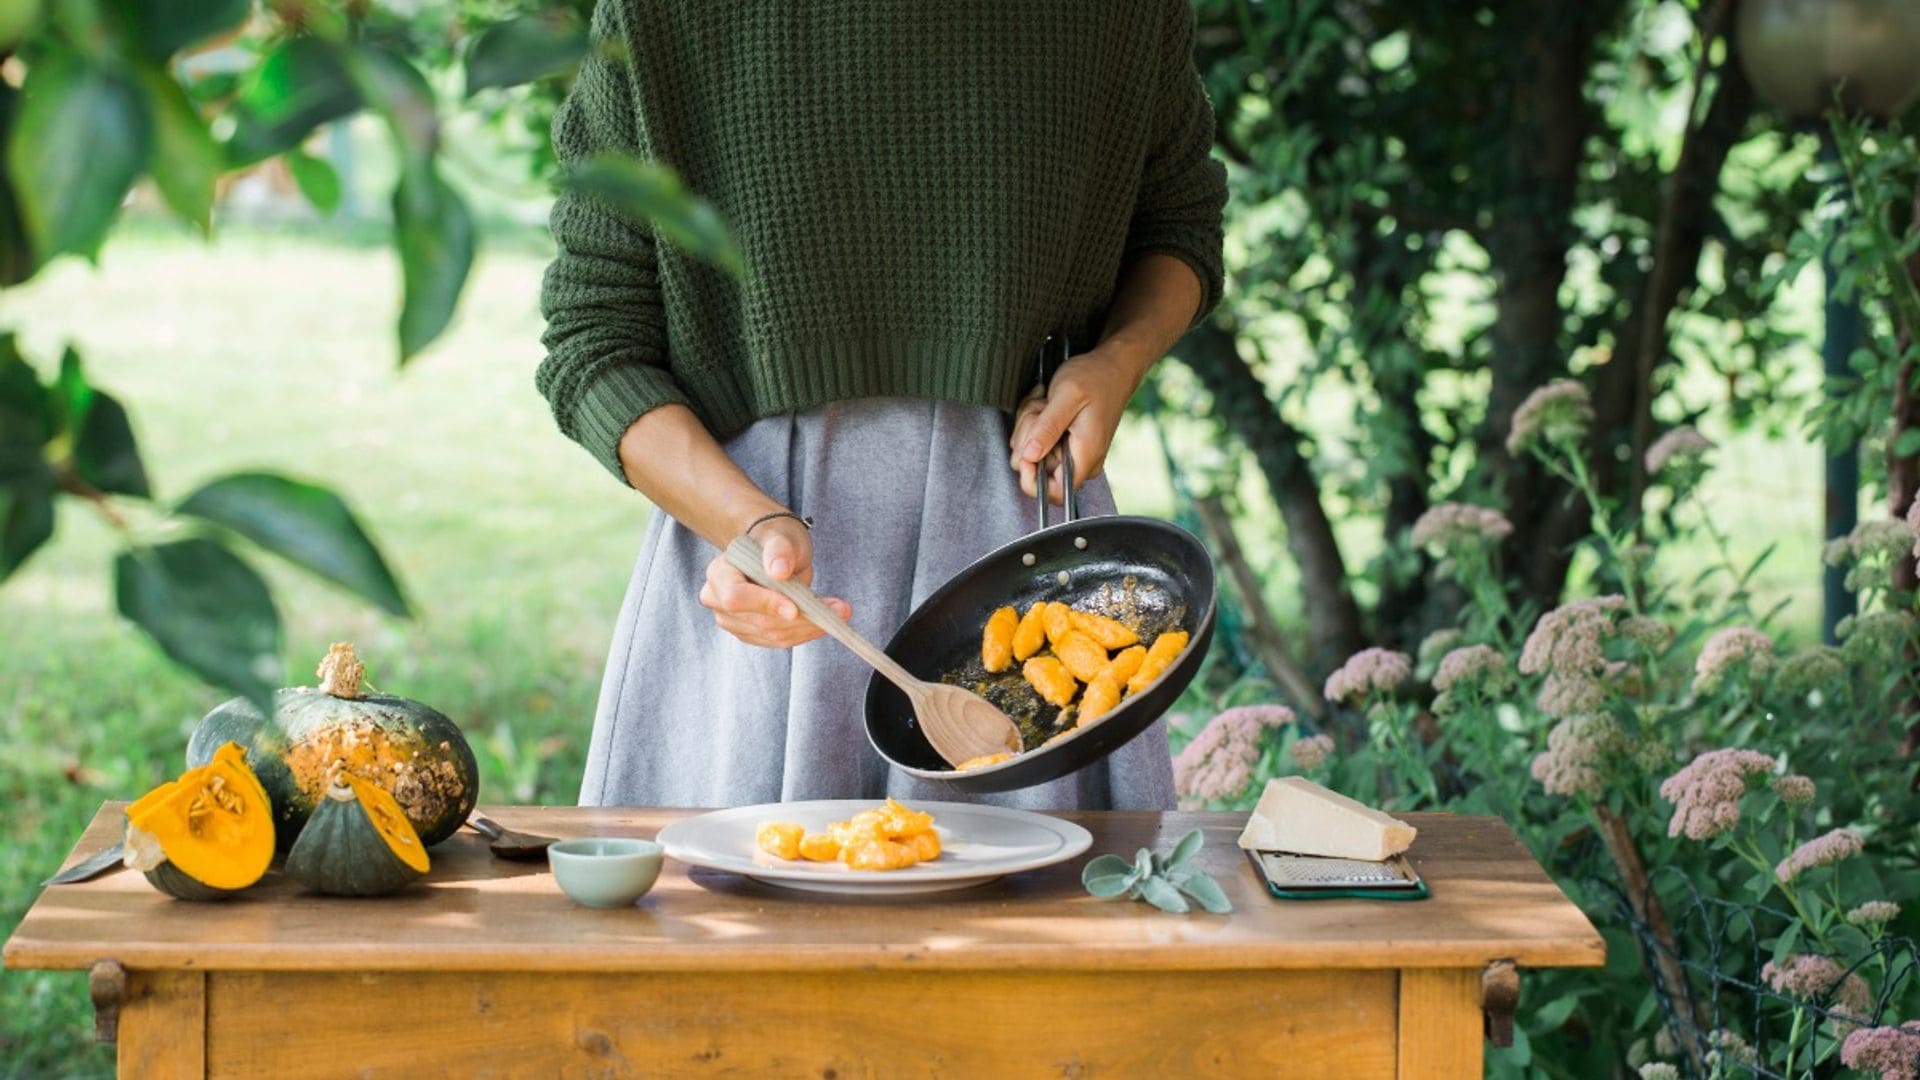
[1236,776,1416,861]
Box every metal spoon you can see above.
[465,813,555,861]
[723,535,1024,767]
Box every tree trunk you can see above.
[1192,493,1329,719]
[1532,25,1756,608]
[1177,321,1368,669]
[1478,11,1613,608]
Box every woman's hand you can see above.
[699,515,852,648]
[1009,346,1148,504]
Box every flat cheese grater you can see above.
[1244,849,1430,901]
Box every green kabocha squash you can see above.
[286,771,432,896]
[123,742,276,901]
[187,642,479,850]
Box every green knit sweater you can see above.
[537,1,1228,482]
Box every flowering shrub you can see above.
[1165,391,1920,1077]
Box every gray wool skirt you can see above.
[579,397,1176,811]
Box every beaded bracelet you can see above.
[744,510,813,536]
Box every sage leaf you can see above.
[1083,873,1136,899]
[1168,828,1205,868]
[1138,876,1190,914]
[1175,872,1233,914]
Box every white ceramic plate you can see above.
[656,800,1093,895]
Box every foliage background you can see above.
[5,0,1920,1075]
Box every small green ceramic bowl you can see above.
[548,837,664,908]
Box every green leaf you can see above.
[137,64,220,234]
[49,348,147,496]
[561,154,743,276]
[0,475,55,580]
[1167,828,1205,869]
[0,337,52,481]
[284,149,340,214]
[350,45,437,178]
[1081,853,1131,883]
[72,390,148,497]
[1137,876,1190,913]
[0,0,43,51]
[391,166,474,361]
[176,471,410,616]
[1894,427,1920,459]
[126,0,248,59]
[114,538,283,710]
[225,37,361,167]
[1083,872,1135,898]
[0,79,37,286]
[464,13,588,96]
[1174,872,1232,914]
[8,50,153,261]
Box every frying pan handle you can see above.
[1033,334,1079,531]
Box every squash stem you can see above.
[316,642,365,699]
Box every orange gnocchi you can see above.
[757,799,942,872]
[1012,603,1048,661]
[981,605,1018,673]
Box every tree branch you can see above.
[1176,320,1369,669]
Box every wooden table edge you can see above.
[4,938,1606,974]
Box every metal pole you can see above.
[1821,126,1861,644]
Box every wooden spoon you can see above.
[724,536,1024,767]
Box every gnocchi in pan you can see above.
[975,599,1192,743]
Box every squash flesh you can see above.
[123,743,274,893]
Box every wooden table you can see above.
[7,805,1602,1078]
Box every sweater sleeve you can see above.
[536,0,689,484]
[1123,1,1229,327]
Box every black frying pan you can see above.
[863,336,1218,793]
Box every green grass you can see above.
[0,226,1837,1074]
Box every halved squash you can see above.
[123,742,275,901]
[285,771,431,897]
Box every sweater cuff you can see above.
[1125,238,1225,329]
[569,362,692,484]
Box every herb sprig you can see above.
[1080,828,1232,914]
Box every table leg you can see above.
[118,969,206,1079]
[1397,968,1480,1079]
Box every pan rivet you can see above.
[1021,553,1036,567]
[1073,536,1087,550]
[1056,570,1070,586]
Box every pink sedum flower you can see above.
[1692,626,1774,693]
[1323,647,1413,705]
[1519,596,1627,678]
[1658,748,1775,840]
[1172,705,1295,808]
[1506,379,1594,455]
[1410,502,1514,553]
[1289,733,1335,770]
[1769,774,1816,806]
[1909,496,1920,560]
[1433,644,1509,692]
[1644,426,1714,475]
[1848,901,1903,927]
[1776,827,1865,884]
[1840,1022,1920,1080]
[1530,714,1622,799]
[1761,953,1873,1019]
